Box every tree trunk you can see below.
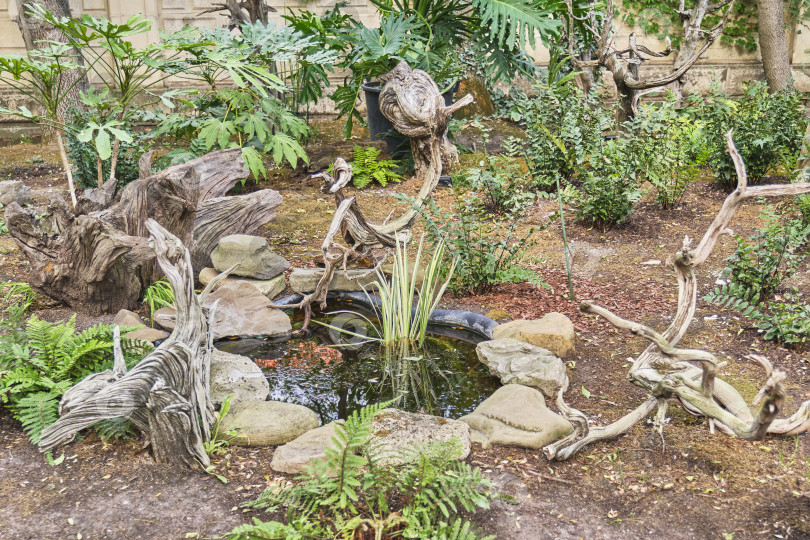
[14,0,89,125]
[4,149,256,315]
[757,0,792,91]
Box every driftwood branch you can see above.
[567,0,734,121]
[544,133,810,460]
[271,62,471,329]
[39,219,217,469]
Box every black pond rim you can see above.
[273,291,498,341]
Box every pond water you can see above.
[215,308,500,424]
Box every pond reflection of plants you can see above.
[222,326,499,425]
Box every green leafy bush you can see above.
[453,149,535,215]
[0,303,152,444]
[228,402,496,540]
[143,279,174,322]
[575,140,641,231]
[506,70,612,190]
[693,81,808,190]
[64,104,145,189]
[720,207,809,299]
[625,97,707,209]
[406,191,547,294]
[348,145,402,188]
[704,208,810,346]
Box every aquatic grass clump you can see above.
[373,235,457,347]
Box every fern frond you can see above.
[12,390,61,444]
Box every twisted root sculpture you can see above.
[272,62,472,329]
[544,133,810,460]
[38,219,230,469]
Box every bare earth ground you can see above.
[1,126,809,539]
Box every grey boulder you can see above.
[211,234,289,280]
[289,268,378,293]
[112,309,168,343]
[271,422,340,474]
[0,180,31,207]
[476,338,567,398]
[199,267,286,300]
[492,312,576,358]
[219,400,319,447]
[460,384,573,449]
[209,349,269,407]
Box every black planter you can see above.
[362,80,459,156]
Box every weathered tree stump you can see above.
[273,62,472,328]
[39,219,224,469]
[5,148,281,314]
[543,133,810,460]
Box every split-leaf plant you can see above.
[693,81,808,190]
[227,402,496,540]
[0,42,85,206]
[150,21,333,179]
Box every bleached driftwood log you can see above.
[274,62,472,329]
[38,219,227,469]
[544,133,810,461]
[5,148,281,314]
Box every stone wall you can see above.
[0,0,809,134]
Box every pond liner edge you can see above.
[273,292,498,340]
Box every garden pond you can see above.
[215,303,500,424]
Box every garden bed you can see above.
[1,126,809,538]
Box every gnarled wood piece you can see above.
[270,63,472,327]
[39,219,216,469]
[544,133,810,460]
[191,188,283,271]
[4,149,250,315]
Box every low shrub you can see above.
[575,139,641,231]
[405,191,547,294]
[693,81,808,190]
[705,207,810,346]
[625,96,707,209]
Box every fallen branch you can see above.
[544,132,810,460]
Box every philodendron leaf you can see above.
[95,128,111,160]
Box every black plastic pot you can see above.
[362,80,459,156]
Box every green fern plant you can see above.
[0,313,152,444]
[230,401,496,540]
[349,145,402,188]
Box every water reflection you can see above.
[216,313,500,424]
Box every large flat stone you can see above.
[492,313,576,358]
[0,180,31,206]
[203,281,291,339]
[152,282,292,339]
[270,422,340,474]
[460,384,573,449]
[476,338,567,399]
[209,349,269,407]
[220,400,319,447]
[270,408,471,474]
[211,234,290,280]
[369,409,470,466]
[112,309,168,343]
[199,267,286,300]
[289,268,379,293]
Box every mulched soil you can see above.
[0,132,809,539]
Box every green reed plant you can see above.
[373,236,456,347]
